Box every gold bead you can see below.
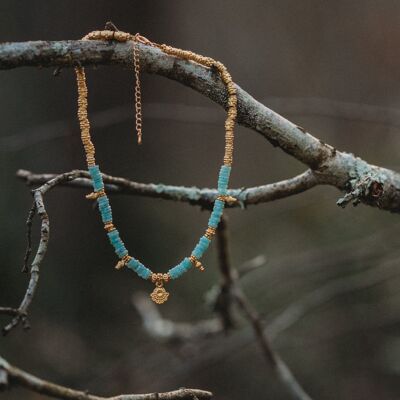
[85,192,96,200]
[104,223,115,232]
[217,195,237,204]
[151,272,169,283]
[85,190,105,200]
[115,260,125,270]
[115,254,131,270]
[228,97,237,107]
[205,226,216,240]
[189,255,205,271]
[195,260,205,271]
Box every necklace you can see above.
[75,30,237,304]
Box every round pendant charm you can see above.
[150,286,170,304]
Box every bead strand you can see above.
[76,68,95,167]
[76,30,237,303]
[157,45,237,166]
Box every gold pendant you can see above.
[150,284,170,304]
[150,273,170,304]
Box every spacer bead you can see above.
[86,189,105,200]
[217,195,237,204]
[189,255,205,271]
[104,222,115,232]
[205,226,216,240]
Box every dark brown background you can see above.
[1,1,400,399]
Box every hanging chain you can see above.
[133,34,143,145]
[132,34,158,145]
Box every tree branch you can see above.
[1,39,400,211]
[21,200,36,273]
[5,166,316,335]
[132,292,222,343]
[16,168,320,208]
[2,186,49,335]
[1,34,397,400]
[0,355,212,400]
[215,216,312,400]
[0,308,26,318]
[267,255,400,342]
[131,218,313,400]
[2,172,82,334]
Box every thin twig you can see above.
[237,255,267,278]
[267,256,400,342]
[128,225,400,390]
[16,168,320,209]
[2,172,81,334]
[132,292,222,342]
[0,308,26,317]
[3,97,400,153]
[0,355,212,400]
[131,255,266,343]
[21,200,36,273]
[2,188,49,335]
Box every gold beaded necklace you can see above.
[75,30,237,304]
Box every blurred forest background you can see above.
[1,1,400,399]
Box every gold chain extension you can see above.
[133,34,143,144]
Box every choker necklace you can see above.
[75,30,237,304]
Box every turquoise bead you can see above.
[217,165,231,195]
[98,196,108,205]
[127,258,139,271]
[182,257,192,270]
[107,230,119,241]
[192,236,211,259]
[97,196,112,222]
[208,213,221,228]
[100,213,112,223]
[214,199,224,210]
[107,230,128,256]
[219,165,231,179]
[169,257,193,279]
[88,165,104,191]
[91,163,228,283]
[208,199,225,228]
[115,247,128,258]
[136,264,152,279]
[126,257,151,280]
